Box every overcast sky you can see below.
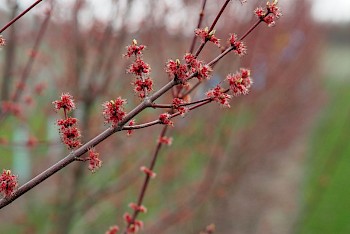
[1,0,350,23]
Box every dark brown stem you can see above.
[208,0,231,33]
[239,19,263,41]
[123,126,168,234]
[123,98,214,131]
[0,0,44,34]
[189,0,207,54]
[151,97,212,109]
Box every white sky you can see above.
[1,0,350,23]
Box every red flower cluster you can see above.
[172,98,188,116]
[0,169,18,197]
[140,166,156,178]
[165,59,187,81]
[255,1,282,27]
[126,120,136,136]
[159,113,173,126]
[0,35,6,47]
[132,78,153,98]
[125,40,153,99]
[158,136,173,146]
[127,58,151,76]
[105,226,119,234]
[206,85,232,108]
[166,54,212,82]
[53,94,81,149]
[194,27,220,47]
[123,212,144,233]
[124,39,145,58]
[228,34,247,56]
[88,148,102,173]
[129,203,147,213]
[102,98,127,126]
[185,53,213,80]
[52,93,76,112]
[226,68,252,96]
[56,117,82,149]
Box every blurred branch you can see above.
[1,2,18,102]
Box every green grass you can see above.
[299,81,350,234]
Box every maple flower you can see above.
[165,59,187,81]
[0,169,18,197]
[126,119,136,136]
[105,226,119,234]
[87,148,102,173]
[206,85,232,108]
[123,212,144,233]
[254,7,266,19]
[132,77,153,98]
[159,113,173,126]
[184,53,199,68]
[129,203,148,213]
[195,27,221,47]
[228,34,247,56]
[123,212,133,224]
[57,117,78,128]
[183,53,212,80]
[158,136,173,146]
[140,166,156,178]
[56,117,81,149]
[227,68,253,96]
[255,1,282,27]
[57,124,81,149]
[52,93,76,112]
[124,39,145,58]
[267,1,282,19]
[127,57,150,76]
[102,98,127,126]
[172,98,188,116]
[196,64,213,80]
[0,35,6,47]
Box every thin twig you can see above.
[0,0,44,34]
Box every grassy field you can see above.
[299,44,350,234]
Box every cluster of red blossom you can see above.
[0,169,18,197]
[194,27,220,47]
[166,54,213,82]
[255,0,282,27]
[206,68,252,108]
[53,94,102,172]
[102,97,127,127]
[87,148,102,173]
[123,212,144,234]
[52,93,81,149]
[125,39,153,99]
[0,35,6,47]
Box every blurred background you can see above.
[0,0,349,233]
